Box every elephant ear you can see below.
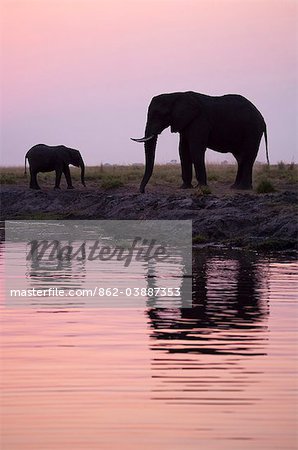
[170,92,201,133]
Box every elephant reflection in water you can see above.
[146,250,269,347]
[26,240,86,292]
[145,245,192,310]
[146,251,270,405]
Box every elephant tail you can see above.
[24,156,27,175]
[264,125,269,166]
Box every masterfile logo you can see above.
[5,220,192,308]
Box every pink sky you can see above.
[1,0,297,165]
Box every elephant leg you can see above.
[232,154,244,188]
[179,134,193,188]
[29,168,40,189]
[232,133,262,189]
[63,165,74,189]
[232,140,260,190]
[191,146,207,186]
[54,167,63,189]
[186,120,208,186]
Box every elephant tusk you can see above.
[131,135,155,143]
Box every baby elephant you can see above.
[25,144,86,190]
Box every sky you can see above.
[1,0,297,166]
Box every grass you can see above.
[193,185,212,196]
[256,179,276,194]
[248,238,297,251]
[101,177,124,190]
[1,162,297,193]
[1,171,27,184]
[193,234,209,244]
[14,212,69,220]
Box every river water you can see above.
[1,242,297,450]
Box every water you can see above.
[1,243,297,450]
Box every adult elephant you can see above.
[131,92,268,193]
[25,144,86,190]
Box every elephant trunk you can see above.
[140,135,157,193]
[131,118,168,193]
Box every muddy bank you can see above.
[1,186,297,250]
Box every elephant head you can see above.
[131,92,200,193]
[63,146,86,187]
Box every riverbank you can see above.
[1,185,297,251]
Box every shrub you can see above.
[193,185,212,196]
[288,162,295,171]
[277,161,285,170]
[193,234,208,244]
[256,179,275,193]
[101,177,124,189]
[201,186,212,195]
[208,173,219,181]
